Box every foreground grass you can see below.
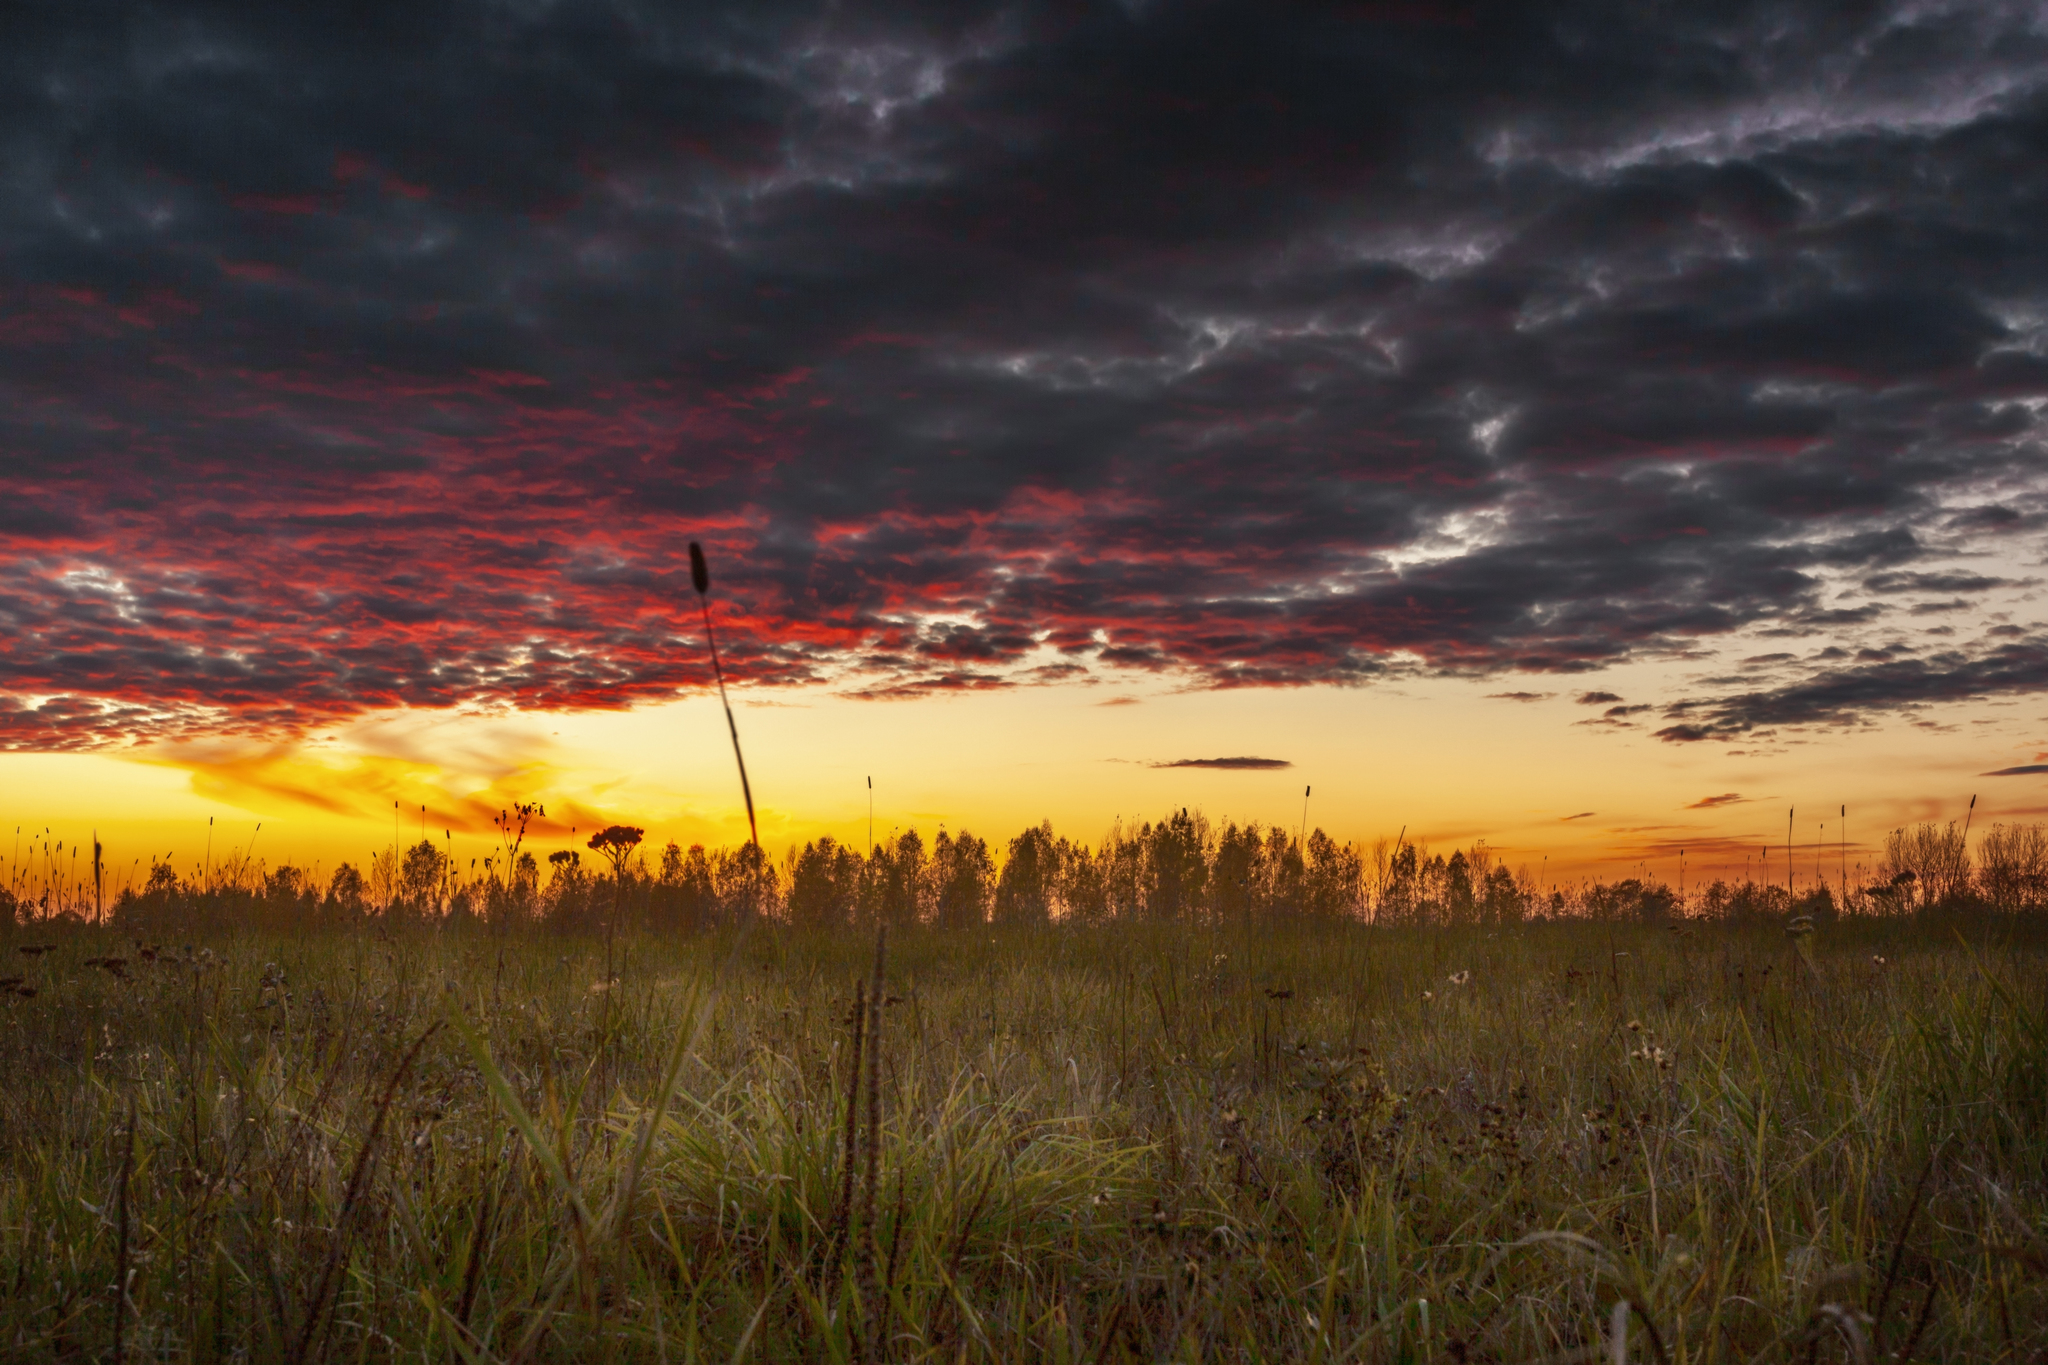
[1,915,2043,1362]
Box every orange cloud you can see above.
[141,729,614,840]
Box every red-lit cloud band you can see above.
[4,1,2046,750]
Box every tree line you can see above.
[13,810,2048,935]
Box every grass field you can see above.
[1,912,2043,1362]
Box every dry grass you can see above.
[0,913,2042,1361]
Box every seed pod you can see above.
[689,541,709,595]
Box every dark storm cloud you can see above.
[1656,635,2048,742]
[1865,571,2016,594]
[1152,758,1292,771]
[4,0,2048,745]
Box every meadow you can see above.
[0,821,2044,1362]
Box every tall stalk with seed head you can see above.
[691,541,758,852]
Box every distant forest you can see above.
[12,807,2045,934]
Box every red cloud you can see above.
[4,0,2042,752]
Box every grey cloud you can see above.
[1866,571,2015,594]
[1657,636,2048,742]
[2,1,2047,743]
[1152,757,1292,771]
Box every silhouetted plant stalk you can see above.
[690,540,758,852]
[588,827,642,964]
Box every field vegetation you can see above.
[0,812,2043,1361]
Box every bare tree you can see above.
[1977,823,2048,912]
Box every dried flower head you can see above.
[1448,970,1470,985]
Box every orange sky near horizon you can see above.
[9,2,2048,917]
[8,652,2046,905]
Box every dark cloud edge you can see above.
[1151,757,1293,770]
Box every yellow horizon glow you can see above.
[5,663,2046,904]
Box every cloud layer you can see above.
[1152,757,1292,771]
[4,0,2047,747]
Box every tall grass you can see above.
[0,911,2041,1360]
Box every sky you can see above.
[4,0,2048,889]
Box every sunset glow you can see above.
[5,1,2046,886]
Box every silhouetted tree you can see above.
[930,830,994,929]
[862,829,926,928]
[1585,878,1676,923]
[398,839,447,916]
[712,842,776,923]
[654,842,717,929]
[788,836,861,929]
[995,822,1058,924]
[1143,808,1210,922]
[1380,843,1421,924]
[327,863,367,916]
[1442,850,1476,924]
[1480,864,1523,924]
[1056,836,1108,923]
[1212,823,1262,924]
[1978,822,2048,912]
[1881,821,1972,906]
[1302,829,1361,919]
